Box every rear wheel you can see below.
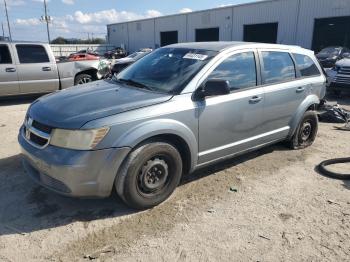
[116,142,183,210]
[74,74,93,85]
[289,111,318,150]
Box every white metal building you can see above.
[107,0,350,53]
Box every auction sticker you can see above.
[183,53,208,60]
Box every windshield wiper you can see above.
[117,78,153,91]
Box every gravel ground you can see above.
[0,95,349,262]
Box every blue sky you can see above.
[1,0,259,42]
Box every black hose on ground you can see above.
[317,158,350,180]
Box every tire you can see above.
[289,111,318,150]
[74,74,93,85]
[317,158,350,180]
[115,142,183,210]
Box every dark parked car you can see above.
[316,46,350,68]
[104,47,127,59]
[111,50,152,74]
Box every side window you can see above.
[208,52,257,90]
[0,45,12,64]
[293,53,320,77]
[16,45,50,63]
[261,51,296,84]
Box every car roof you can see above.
[0,40,48,45]
[165,41,250,51]
[164,41,308,53]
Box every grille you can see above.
[32,120,52,134]
[29,131,48,146]
[339,66,350,75]
[23,117,52,148]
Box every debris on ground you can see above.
[327,199,341,205]
[318,103,350,123]
[258,234,271,241]
[84,246,115,260]
[229,187,238,192]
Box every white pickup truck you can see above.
[0,41,110,97]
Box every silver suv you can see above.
[18,42,326,209]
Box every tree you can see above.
[51,36,106,45]
[51,37,67,44]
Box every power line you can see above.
[3,0,12,41]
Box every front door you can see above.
[197,51,265,164]
[15,44,59,94]
[0,44,19,96]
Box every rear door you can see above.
[258,50,306,137]
[14,44,59,94]
[0,43,19,96]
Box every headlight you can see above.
[50,127,110,150]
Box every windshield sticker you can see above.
[183,53,208,60]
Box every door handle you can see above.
[296,87,305,93]
[42,67,52,71]
[249,96,262,104]
[5,67,16,73]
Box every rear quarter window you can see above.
[292,53,320,77]
[16,45,50,63]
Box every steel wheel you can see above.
[137,157,170,197]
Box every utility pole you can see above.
[41,0,51,43]
[2,22,5,38]
[4,0,12,41]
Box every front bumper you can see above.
[18,127,131,198]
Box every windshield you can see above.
[115,48,217,94]
[319,47,341,56]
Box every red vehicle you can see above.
[68,53,100,61]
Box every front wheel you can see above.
[289,111,318,150]
[74,74,93,85]
[115,142,183,210]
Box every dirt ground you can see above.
[0,96,349,262]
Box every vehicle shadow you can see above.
[0,154,134,236]
[0,95,43,106]
[325,94,350,106]
[0,143,289,236]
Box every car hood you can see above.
[316,53,333,59]
[335,58,350,67]
[29,80,172,129]
[115,57,134,64]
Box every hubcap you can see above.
[138,158,169,194]
[300,121,312,142]
[78,77,92,85]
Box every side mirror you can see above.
[195,79,230,100]
[342,52,350,58]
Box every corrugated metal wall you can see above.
[107,0,350,53]
[232,0,299,45]
[187,8,233,42]
[155,14,187,46]
[296,0,350,48]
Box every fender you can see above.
[288,95,320,137]
[112,119,198,172]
